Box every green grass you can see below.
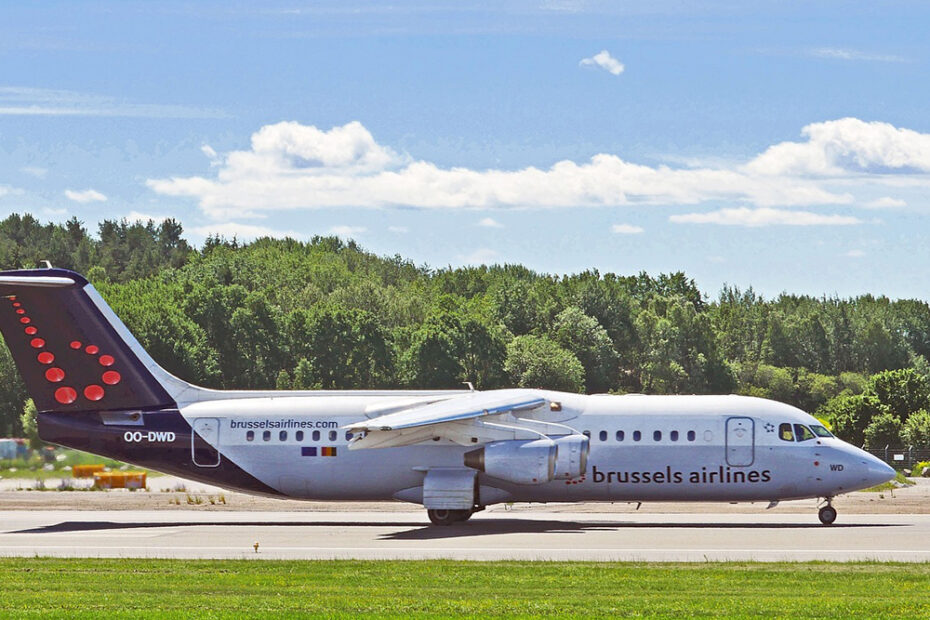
[0,449,159,480]
[0,559,928,618]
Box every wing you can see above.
[345,388,572,450]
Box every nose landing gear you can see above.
[818,499,837,525]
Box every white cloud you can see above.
[329,225,366,237]
[147,120,860,220]
[125,210,170,222]
[579,50,625,75]
[809,48,907,63]
[478,217,503,228]
[744,118,930,177]
[388,225,408,233]
[146,118,930,220]
[20,166,47,178]
[64,188,107,203]
[0,86,228,118]
[864,197,906,209]
[670,207,861,227]
[42,207,67,217]
[460,248,499,265]
[611,223,644,234]
[844,249,866,258]
[201,144,218,159]
[189,222,303,241]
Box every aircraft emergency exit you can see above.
[0,268,895,525]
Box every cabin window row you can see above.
[245,430,354,443]
[588,429,698,443]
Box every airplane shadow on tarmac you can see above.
[10,519,902,539]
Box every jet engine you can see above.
[552,434,589,480]
[464,438,556,485]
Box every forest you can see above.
[1,212,929,449]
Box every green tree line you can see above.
[1,213,929,448]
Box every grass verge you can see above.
[0,558,928,617]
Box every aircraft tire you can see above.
[427,509,471,525]
[818,505,837,525]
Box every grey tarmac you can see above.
[1,509,928,562]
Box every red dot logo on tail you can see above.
[85,345,99,355]
[30,338,45,349]
[24,326,37,335]
[99,355,114,367]
[54,387,77,404]
[83,384,104,401]
[102,370,121,385]
[45,368,65,383]
[37,352,54,364]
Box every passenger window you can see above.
[687,430,695,442]
[583,430,591,438]
[794,424,816,442]
[246,430,254,442]
[262,430,271,442]
[653,430,661,441]
[616,430,624,442]
[810,425,832,438]
[312,430,320,441]
[670,430,679,442]
[633,430,641,442]
[296,430,304,442]
[779,423,794,442]
[345,431,353,441]
[329,430,337,441]
[599,430,607,442]
[279,430,287,441]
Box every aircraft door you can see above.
[725,417,754,467]
[192,418,221,467]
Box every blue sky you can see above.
[2,1,930,298]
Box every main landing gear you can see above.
[427,509,472,525]
[818,499,837,525]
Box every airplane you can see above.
[0,267,895,525]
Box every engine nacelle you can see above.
[552,434,589,480]
[464,439,556,485]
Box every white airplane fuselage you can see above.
[139,390,890,505]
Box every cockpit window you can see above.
[810,424,832,438]
[779,423,794,442]
[794,424,816,442]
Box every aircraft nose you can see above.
[862,455,896,488]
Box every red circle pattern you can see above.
[102,370,121,385]
[83,385,104,401]
[99,355,115,367]
[85,345,99,355]
[24,326,37,335]
[54,387,77,405]
[37,352,54,364]
[19,317,30,324]
[30,338,45,349]
[70,341,82,349]
[45,368,65,383]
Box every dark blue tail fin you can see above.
[0,268,178,413]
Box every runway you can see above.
[1,509,928,561]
